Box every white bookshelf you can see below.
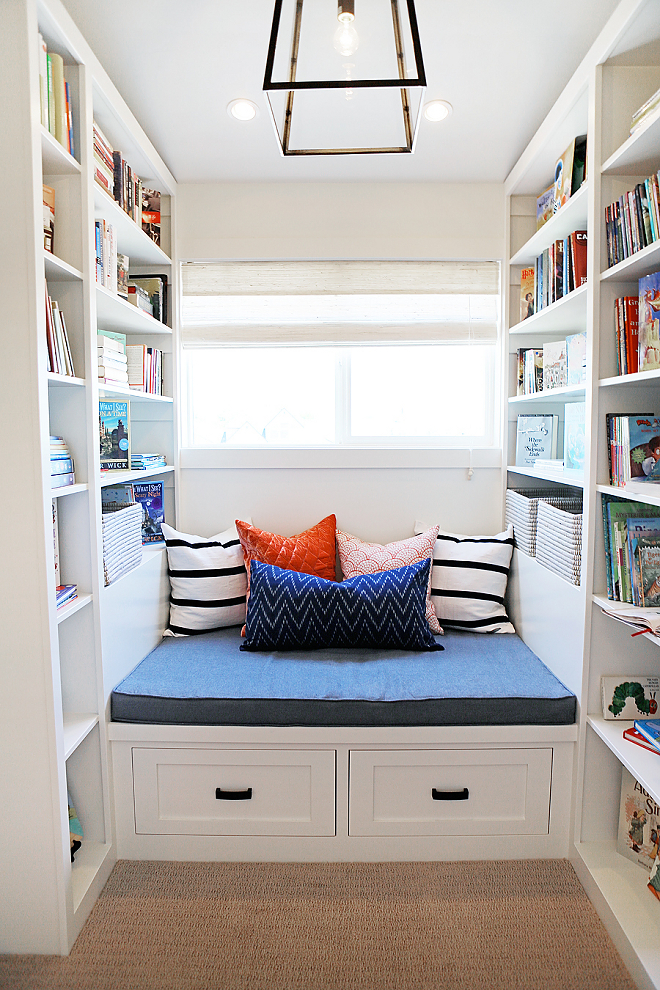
[503,4,660,986]
[0,0,177,955]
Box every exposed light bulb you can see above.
[334,12,359,57]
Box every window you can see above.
[181,262,500,448]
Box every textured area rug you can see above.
[0,859,636,990]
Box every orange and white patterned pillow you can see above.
[336,526,442,635]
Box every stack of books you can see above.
[56,584,77,610]
[43,184,55,253]
[101,501,142,586]
[98,332,128,386]
[127,345,163,394]
[520,231,587,321]
[95,219,117,293]
[93,121,114,197]
[606,413,660,489]
[605,172,660,267]
[38,36,74,156]
[601,495,660,604]
[535,499,583,585]
[45,282,75,377]
[50,436,74,489]
[631,719,660,755]
[631,86,660,134]
[131,453,167,471]
[614,296,639,376]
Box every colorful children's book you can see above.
[639,271,660,372]
[536,184,554,230]
[623,727,660,754]
[542,339,567,390]
[634,719,660,751]
[627,415,660,480]
[515,414,558,466]
[520,268,535,323]
[99,400,130,470]
[617,767,660,871]
[602,676,660,719]
[132,481,165,543]
[649,852,660,901]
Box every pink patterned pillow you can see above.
[336,526,442,635]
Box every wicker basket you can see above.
[505,488,583,557]
[535,499,583,586]
[101,501,142,586]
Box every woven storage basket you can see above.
[505,488,583,557]
[101,501,142,586]
[535,499,583,586]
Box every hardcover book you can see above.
[43,184,55,253]
[542,339,568,390]
[602,676,660,719]
[515,414,558,466]
[563,402,585,472]
[617,767,660,871]
[623,727,660,754]
[639,271,660,372]
[536,184,554,230]
[634,719,660,752]
[520,268,535,322]
[567,332,587,384]
[99,400,130,470]
[627,415,660,480]
[132,481,165,543]
[553,140,576,212]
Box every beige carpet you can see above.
[0,859,637,990]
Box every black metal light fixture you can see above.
[263,0,426,156]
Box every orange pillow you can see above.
[236,514,337,592]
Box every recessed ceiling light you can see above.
[423,100,452,122]
[228,99,258,121]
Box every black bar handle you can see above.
[432,787,469,801]
[216,787,253,801]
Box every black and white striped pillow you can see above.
[162,521,250,636]
[415,522,515,634]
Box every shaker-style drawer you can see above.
[349,748,552,837]
[132,748,336,836]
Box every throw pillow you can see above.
[414,521,515,634]
[335,526,441,634]
[162,521,249,636]
[236,514,337,588]
[241,558,443,652]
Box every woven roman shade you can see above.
[181,260,500,345]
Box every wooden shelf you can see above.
[573,840,660,990]
[56,593,92,625]
[601,237,660,283]
[44,251,83,282]
[508,384,585,403]
[509,284,588,337]
[507,464,584,488]
[98,382,173,403]
[600,368,660,387]
[587,716,660,807]
[96,284,171,336]
[93,184,171,266]
[510,184,589,266]
[602,103,660,176]
[47,372,86,387]
[99,465,173,487]
[63,713,98,761]
[41,126,80,175]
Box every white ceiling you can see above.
[61,0,622,184]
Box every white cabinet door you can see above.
[133,748,336,836]
[349,748,552,836]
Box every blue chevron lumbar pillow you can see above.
[240,557,444,652]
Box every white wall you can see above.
[175,182,505,543]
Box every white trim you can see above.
[179,447,502,470]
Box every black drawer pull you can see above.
[432,787,469,801]
[215,787,253,800]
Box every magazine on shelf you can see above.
[617,767,660,871]
[602,676,660,719]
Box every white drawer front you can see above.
[133,748,336,836]
[349,749,552,836]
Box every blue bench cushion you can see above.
[110,626,576,727]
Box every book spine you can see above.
[65,81,74,158]
[112,152,123,209]
[46,54,55,135]
[38,34,48,130]
[49,52,67,149]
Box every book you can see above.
[141,188,161,245]
[97,331,126,353]
[602,676,660,719]
[563,402,585,472]
[43,184,55,253]
[51,472,75,489]
[566,332,586,384]
[572,230,587,286]
[38,34,48,129]
[133,481,165,543]
[623,727,660,754]
[99,400,130,470]
[649,852,660,901]
[631,86,660,132]
[617,767,660,871]
[48,52,68,151]
[520,268,535,322]
[52,499,60,586]
[542,339,567,390]
[554,138,580,212]
[634,719,660,752]
[536,184,554,230]
[639,271,660,372]
[117,254,129,299]
[515,414,558,466]
[615,296,639,375]
[127,284,152,315]
[128,274,168,324]
[56,584,77,609]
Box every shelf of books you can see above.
[0,0,178,955]
[504,8,660,984]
